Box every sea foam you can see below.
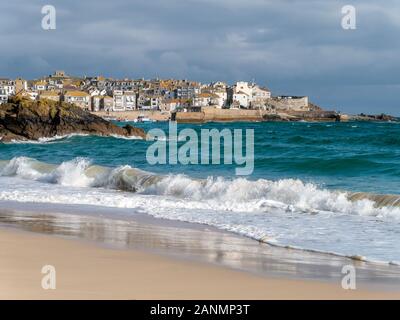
[1,156,400,219]
[2,156,400,263]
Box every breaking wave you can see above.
[1,156,400,219]
[5,133,89,144]
[4,133,143,144]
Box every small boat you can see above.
[103,116,117,121]
[136,115,154,123]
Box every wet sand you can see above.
[2,228,400,300]
[1,203,400,299]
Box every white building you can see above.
[112,90,137,111]
[213,90,228,108]
[0,88,8,104]
[233,91,250,108]
[193,93,221,108]
[91,96,102,112]
[252,85,271,100]
[64,91,91,110]
[160,99,183,112]
[234,82,252,96]
[230,81,271,108]
[33,80,47,91]
[251,85,271,108]
[202,82,228,108]
[0,79,16,98]
[0,79,16,104]
[124,91,136,110]
[113,90,125,111]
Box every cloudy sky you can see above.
[1,0,399,114]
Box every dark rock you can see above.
[354,113,399,122]
[0,96,146,142]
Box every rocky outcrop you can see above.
[352,113,399,122]
[0,97,146,142]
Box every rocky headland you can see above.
[0,97,146,142]
[349,113,399,122]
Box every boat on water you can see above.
[103,116,117,121]
[116,118,130,122]
[134,115,154,123]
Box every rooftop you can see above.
[64,90,90,97]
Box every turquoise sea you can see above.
[1,121,400,263]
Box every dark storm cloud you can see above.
[0,0,399,114]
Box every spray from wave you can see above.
[1,157,400,219]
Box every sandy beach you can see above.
[1,226,400,300]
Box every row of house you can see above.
[0,71,310,112]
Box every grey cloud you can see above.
[0,0,399,114]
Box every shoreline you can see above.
[1,227,399,299]
[92,110,399,123]
[1,202,400,299]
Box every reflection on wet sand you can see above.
[1,207,400,291]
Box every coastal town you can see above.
[0,70,396,122]
[0,70,336,122]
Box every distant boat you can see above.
[103,116,117,121]
[118,118,130,122]
[135,115,154,123]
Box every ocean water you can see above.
[1,121,400,263]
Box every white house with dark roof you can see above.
[63,91,91,110]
